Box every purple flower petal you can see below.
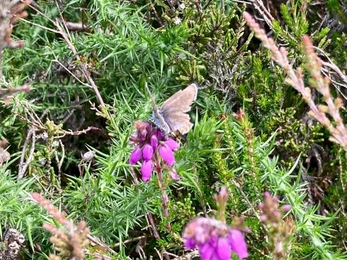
[215,236,231,260]
[184,238,196,249]
[142,144,154,160]
[153,128,164,139]
[129,146,142,165]
[169,169,180,181]
[199,242,214,260]
[141,160,154,182]
[281,204,291,212]
[165,138,180,151]
[151,135,159,150]
[228,229,248,259]
[195,226,208,244]
[159,144,175,166]
[182,217,249,260]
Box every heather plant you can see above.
[1,0,347,260]
[243,12,347,152]
[0,165,50,258]
[258,192,292,260]
[182,187,249,260]
[129,121,180,231]
[31,193,90,260]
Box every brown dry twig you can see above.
[0,84,31,99]
[13,100,102,179]
[17,111,101,138]
[53,18,105,107]
[18,127,36,180]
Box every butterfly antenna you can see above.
[145,83,159,112]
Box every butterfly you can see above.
[145,83,198,135]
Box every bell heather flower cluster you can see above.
[129,121,180,182]
[183,187,249,260]
[183,217,248,260]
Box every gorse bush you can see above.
[1,0,347,259]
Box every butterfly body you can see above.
[151,109,171,134]
[149,83,198,135]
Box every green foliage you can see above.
[0,166,51,255]
[237,53,290,130]
[64,170,157,246]
[279,1,309,38]
[329,32,347,68]
[1,0,347,259]
[327,0,347,25]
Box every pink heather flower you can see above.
[151,135,159,150]
[141,160,154,181]
[184,237,196,248]
[183,217,248,260]
[133,121,150,141]
[281,204,291,212]
[152,128,164,139]
[216,236,232,259]
[165,138,179,150]
[129,121,180,182]
[259,191,291,224]
[159,144,175,166]
[229,229,249,259]
[129,146,142,165]
[142,144,154,160]
[169,169,180,181]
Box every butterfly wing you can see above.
[158,83,198,134]
[160,111,193,134]
[160,83,198,113]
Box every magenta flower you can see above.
[183,217,248,260]
[229,229,248,258]
[165,139,179,150]
[151,135,159,149]
[129,146,142,164]
[141,160,154,182]
[159,144,175,166]
[142,144,154,160]
[129,121,180,182]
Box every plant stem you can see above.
[155,152,171,231]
